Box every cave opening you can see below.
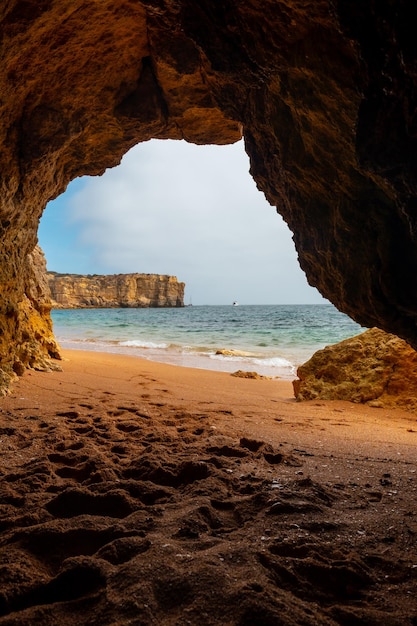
[3,5,417,622]
[39,138,323,306]
[36,137,364,381]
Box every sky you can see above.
[38,138,327,305]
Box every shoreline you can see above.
[50,303,364,380]
[5,346,417,463]
[1,348,417,623]
[55,340,299,380]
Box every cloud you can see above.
[40,139,326,305]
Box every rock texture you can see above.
[294,328,417,411]
[0,246,61,394]
[1,2,417,390]
[47,272,184,308]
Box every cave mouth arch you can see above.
[2,1,417,394]
[39,139,323,307]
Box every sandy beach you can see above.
[1,349,417,624]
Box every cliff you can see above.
[47,272,185,308]
[1,2,417,391]
[294,328,417,412]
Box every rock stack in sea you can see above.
[47,272,185,308]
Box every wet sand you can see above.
[0,349,417,625]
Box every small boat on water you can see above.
[232,301,239,306]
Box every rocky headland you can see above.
[47,272,185,308]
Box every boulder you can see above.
[294,328,417,411]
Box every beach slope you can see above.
[0,350,416,624]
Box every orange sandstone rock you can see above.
[294,328,417,411]
[47,272,185,308]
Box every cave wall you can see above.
[1,1,417,392]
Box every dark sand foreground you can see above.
[0,350,417,625]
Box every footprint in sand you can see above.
[54,439,85,452]
[56,411,80,419]
[45,488,136,518]
[48,452,96,483]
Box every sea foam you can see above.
[119,340,169,349]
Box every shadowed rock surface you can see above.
[1,2,417,391]
[47,272,185,308]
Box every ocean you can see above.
[50,304,364,380]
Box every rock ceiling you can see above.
[0,1,417,390]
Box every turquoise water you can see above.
[51,304,364,379]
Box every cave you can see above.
[2,4,417,623]
[1,2,417,390]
